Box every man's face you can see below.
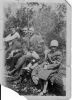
[30,47,34,53]
[23,28,28,34]
[29,27,34,36]
[29,30,34,36]
[11,28,15,34]
[23,49,28,54]
[30,49,33,53]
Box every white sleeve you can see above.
[15,32,20,38]
[11,32,20,39]
[4,34,12,42]
[4,32,20,42]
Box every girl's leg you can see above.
[39,80,48,95]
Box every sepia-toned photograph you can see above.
[3,1,67,96]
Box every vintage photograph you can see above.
[3,1,66,96]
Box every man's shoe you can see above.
[38,90,47,96]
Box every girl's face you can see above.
[51,46,57,52]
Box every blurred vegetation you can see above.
[4,3,66,49]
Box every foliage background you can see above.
[4,2,66,50]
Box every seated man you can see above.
[4,27,20,43]
[24,47,40,71]
[8,47,40,75]
[4,27,21,58]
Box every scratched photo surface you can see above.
[3,2,66,96]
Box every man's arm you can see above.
[4,32,20,42]
[47,63,60,70]
[4,34,11,42]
